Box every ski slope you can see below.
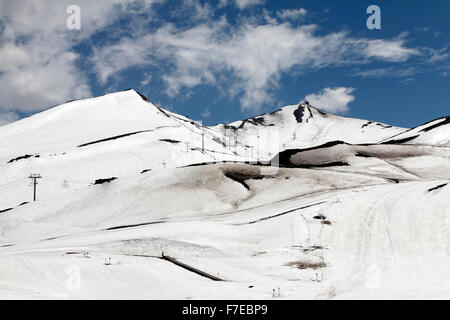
[0,90,449,299]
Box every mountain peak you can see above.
[122,88,151,103]
[293,102,314,123]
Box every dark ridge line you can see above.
[93,177,117,185]
[183,160,270,168]
[381,135,420,145]
[159,139,181,144]
[42,237,60,241]
[282,141,347,154]
[216,104,293,129]
[361,121,374,129]
[242,201,327,225]
[381,115,450,142]
[285,161,350,169]
[7,154,40,164]
[77,130,153,147]
[65,251,83,255]
[105,220,165,231]
[161,254,225,281]
[182,158,349,170]
[130,88,206,126]
[355,152,372,158]
[419,116,450,132]
[132,89,151,103]
[428,183,447,192]
[0,201,29,214]
[0,244,15,248]
[141,169,152,174]
[362,121,392,129]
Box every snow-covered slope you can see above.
[0,90,449,299]
[0,90,249,209]
[380,116,450,146]
[214,102,406,157]
[0,89,243,163]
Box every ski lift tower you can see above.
[28,174,42,201]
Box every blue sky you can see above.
[0,0,449,128]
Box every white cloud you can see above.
[140,73,153,87]
[356,67,418,78]
[92,19,419,112]
[0,0,427,114]
[363,39,418,62]
[0,0,161,112]
[219,0,266,9]
[0,111,19,126]
[235,0,266,9]
[277,8,307,21]
[426,47,449,64]
[305,87,355,113]
[201,108,211,118]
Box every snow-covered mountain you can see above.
[0,89,449,299]
[214,101,406,157]
[380,116,450,146]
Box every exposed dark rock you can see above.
[428,183,447,192]
[293,104,313,123]
[361,121,374,129]
[159,139,181,144]
[355,152,372,158]
[93,177,117,185]
[78,130,153,147]
[381,135,420,145]
[134,90,151,103]
[8,154,40,163]
[105,220,165,231]
[420,116,450,132]
[269,108,282,115]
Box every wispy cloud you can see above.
[219,0,266,9]
[0,0,442,115]
[92,19,420,112]
[276,8,308,21]
[355,67,419,78]
[362,39,419,62]
[201,108,211,118]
